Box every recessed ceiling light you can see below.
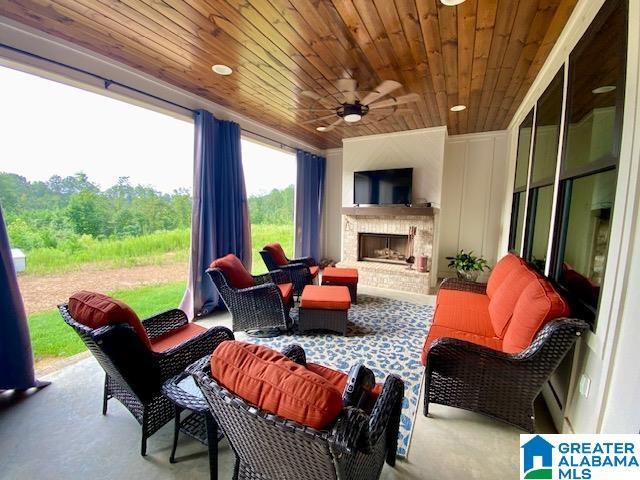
[211,64,233,75]
[316,126,328,132]
[592,85,616,94]
[440,0,466,5]
[344,113,362,123]
[450,104,467,112]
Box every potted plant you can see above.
[446,250,489,282]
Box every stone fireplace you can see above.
[338,206,437,294]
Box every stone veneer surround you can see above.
[338,213,435,294]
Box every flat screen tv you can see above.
[353,168,413,205]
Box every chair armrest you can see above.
[253,269,289,286]
[439,277,487,295]
[281,344,307,365]
[329,406,370,454]
[156,326,234,379]
[368,374,404,463]
[142,309,188,340]
[289,256,317,267]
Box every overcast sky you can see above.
[0,65,295,196]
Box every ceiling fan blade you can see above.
[300,113,337,125]
[323,118,344,131]
[361,80,402,105]
[369,93,420,109]
[291,108,335,112]
[337,78,358,103]
[300,90,322,102]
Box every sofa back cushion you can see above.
[263,243,289,266]
[502,278,570,353]
[211,341,344,430]
[69,290,151,349]
[486,253,525,299]
[488,265,538,338]
[210,254,254,289]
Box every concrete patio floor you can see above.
[0,286,554,479]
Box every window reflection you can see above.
[532,69,564,183]
[514,111,534,190]
[529,186,554,271]
[560,170,616,309]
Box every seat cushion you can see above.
[421,324,503,365]
[431,301,496,338]
[436,288,490,308]
[210,254,254,289]
[150,323,207,353]
[486,253,526,299]
[300,285,351,310]
[502,278,570,353]
[277,282,294,306]
[309,265,320,279]
[263,243,289,266]
[488,264,538,338]
[322,267,358,284]
[69,291,151,349]
[211,341,343,430]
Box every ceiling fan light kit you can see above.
[298,78,419,132]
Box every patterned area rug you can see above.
[251,294,433,457]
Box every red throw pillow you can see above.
[263,243,289,266]
[68,291,151,349]
[211,341,344,430]
[486,253,527,299]
[210,254,254,289]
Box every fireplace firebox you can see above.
[358,233,409,265]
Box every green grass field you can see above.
[26,223,294,360]
[23,224,293,275]
[29,281,186,360]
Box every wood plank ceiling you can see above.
[0,0,577,149]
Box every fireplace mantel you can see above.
[341,206,438,217]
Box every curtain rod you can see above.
[0,43,301,153]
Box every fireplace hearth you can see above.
[358,233,409,265]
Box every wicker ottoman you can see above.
[298,285,351,335]
[321,267,359,304]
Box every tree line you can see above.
[0,172,293,251]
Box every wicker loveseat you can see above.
[207,253,294,336]
[260,242,319,296]
[59,291,234,455]
[193,341,404,480]
[422,254,589,431]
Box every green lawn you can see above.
[29,281,186,360]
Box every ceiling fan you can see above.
[295,79,420,132]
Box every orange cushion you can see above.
[264,243,289,266]
[502,278,570,353]
[322,267,358,284]
[300,285,351,310]
[277,283,294,306]
[309,265,320,279]
[486,253,526,299]
[436,288,490,308]
[421,324,502,365]
[431,301,496,337]
[69,291,151,349]
[210,254,254,289]
[307,363,382,401]
[151,323,207,353]
[488,264,538,338]
[211,341,343,430]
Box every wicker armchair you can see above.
[207,267,293,335]
[424,280,589,431]
[193,345,405,480]
[260,244,318,296]
[59,304,233,455]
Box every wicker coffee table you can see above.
[162,357,223,480]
